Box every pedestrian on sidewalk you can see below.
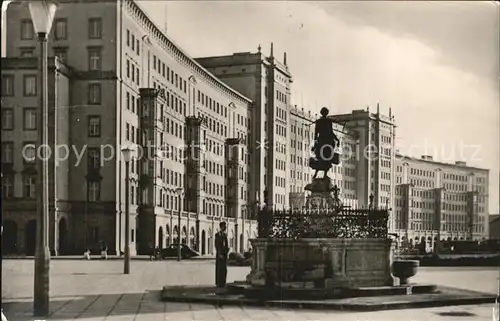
[215,221,229,292]
[100,241,108,260]
[83,248,91,260]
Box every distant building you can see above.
[394,155,490,249]
[196,45,293,209]
[490,215,500,240]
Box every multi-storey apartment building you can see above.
[394,155,490,250]
[329,106,397,220]
[1,0,257,256]
[1,57,71,256]
[196,46,292,209]
[1,0,490,256]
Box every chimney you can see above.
[270,42,274,58]
[283,52,287,65]
[389,107,392,118]
[377,102,380,114]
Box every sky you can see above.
[141,0,498,214]
[2,1,499,214]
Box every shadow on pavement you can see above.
[2,290,212,320]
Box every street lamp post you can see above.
[175,187,183,261]
[121,147,134,274]
[29,1,57,317]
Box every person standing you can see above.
[215,221,229,291]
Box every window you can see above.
[24,175,36,199]
[54,19,67,40]
[20,20,33,40]
[88,115,101,137]
[1,142,14,164]
[54,47,68,62]
[87,181,101,201]
[88,18,102,39]
[23,108,37,130]
[88,47,102,71]
[1,75,14,96]
[23,75,37,96]
[2,174,14,198]
[136,39,140,55]
[87,148,101,169]
[88,83,101,104]
[1,109,14,130]
[126,29,130,46]
[23,142,36,164]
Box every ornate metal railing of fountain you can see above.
[260,206,389,240]
[247,194,395,290]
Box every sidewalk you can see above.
[2,254,216,261]
[2,260,498,321]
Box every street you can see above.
[2,260,498,320]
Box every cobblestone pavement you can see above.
[2,260,499,321]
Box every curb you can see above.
[160,286,496,312]
[2,256,216,261]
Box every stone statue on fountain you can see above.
[305,107,343,211]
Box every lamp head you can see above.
[121,146,135,162]
[175,187,183,196]
[29,0,58,35]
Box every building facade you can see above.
[1,0,258,256]
[1,0,490,256]
[393,155,490,250]
[196,46,293,209]
[1,57,71,256]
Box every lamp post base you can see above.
[33,246,51,317]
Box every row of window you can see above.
[152,55,187,94]
[126,58,140,85]
[290,155,308,166]
[1,75,36,97]
[2,174,36,199]
[290,124,312,138]
[126,29,141,56]
[275,123,287,137]
[1,142,37,164]
[1,108,37,130]
[20,18,102,41]
[276,89,288,104]
[1,174,101,202]
[276,106,287,121]
[274,193,286,206]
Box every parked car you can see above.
[160,244,200,259]
[228,251,252,266]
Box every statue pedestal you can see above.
[304,178,343,210]
[246,238,395,290]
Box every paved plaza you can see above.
[2,260,499,321]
